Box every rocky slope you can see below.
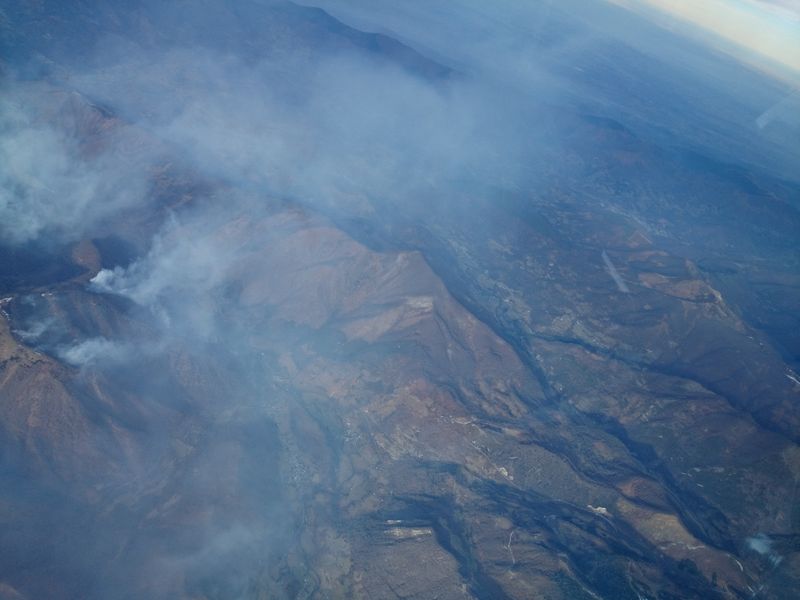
[0,1,798,599]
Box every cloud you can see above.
[58,0,797,386]
[294,0,799,179]
[746,533,783,566]
[72,45,540,225]
[13,316,56,344]
[0,88,150,246]
[89,208,245,341]
[7,0,793,259]
[66,31,554,348]
[57,337,131,367]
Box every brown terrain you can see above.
[1,2,799,599]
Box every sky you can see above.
[609,0,800,84]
